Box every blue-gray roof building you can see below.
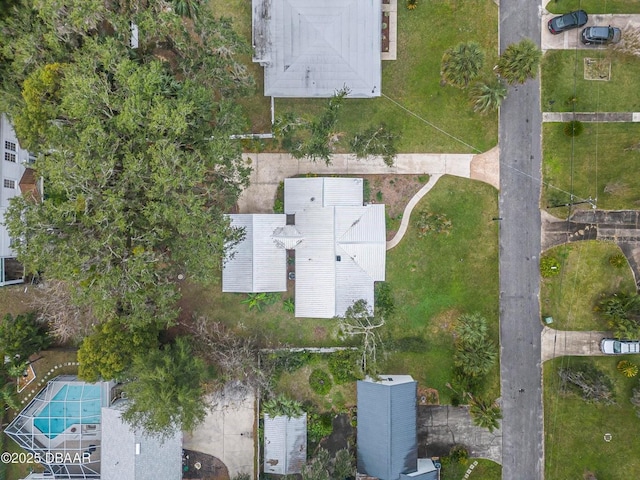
[357,375,417,480]
[357,375,439,480]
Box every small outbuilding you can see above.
[264,413,307,475]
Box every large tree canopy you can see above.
[1,2,252,328]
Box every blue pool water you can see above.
[33,385,102,439]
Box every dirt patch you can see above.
[418,387,440,405]
[427,309,460,337]
[313,326,328,341]
[182,450,229,480]
[360,174,429,240]
[381,12,390,52]
[584,57,611,81]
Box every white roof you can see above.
[286,177,385,318]
[223,178,386,318]
[264,413,307,475]
[252,0,381,98]
[222,214,288,292]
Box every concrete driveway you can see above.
[541,326,613,362]
[417,405,502,463]
[183,385,256,479]
[541,13,640,51]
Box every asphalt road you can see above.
[498,1,544,479]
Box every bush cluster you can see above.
[309,369,333,395]
[328,350,361,384]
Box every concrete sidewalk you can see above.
[543,112,640,122]
[237,149,499,213]
[541,326,611,362]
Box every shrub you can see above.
[283,297,295,313]
[309,369,333,395]
[267,350,315,376]
[416,211,452,237]
[374,282,395,318]
[328,350,361,384]
[263,394,305,418]
[448,445,469,463]
[540,255,561,277]
[609,253,627,268]
[273,181,284,213]
[406,0,417,9]
[563,120,584,137]
[307,412,333,443]
[617,360,638,378]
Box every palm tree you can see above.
[469,396,502,433]
[441,42,485,88]
[496,38,542,85]
[172,0,200,18]
[470,77,508,114]
[263,394,304,418]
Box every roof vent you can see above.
[336,256,341,262]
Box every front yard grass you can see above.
[542,122,640,212]
[544,356,640,479]
[440,458,501,480]
[545,0,640,14]
[212,0,499,152]
[542,50,640,113]
[541,241,636,330]
[384,175,500,403]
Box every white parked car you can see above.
[600,338,640,354]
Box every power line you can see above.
[381,93,483,153]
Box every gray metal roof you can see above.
[222,214,288,292]
[285,177,385,318]
[223,178,385,318]
[100,406,182,480]
[252,0,381,98]
[263,413,307,475]
[357,376,418,480]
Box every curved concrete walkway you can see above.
[541,326,611,362]
[386,174,443,250]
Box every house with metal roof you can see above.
[222,177,386,318]
[357,375,440,480]
[101,404,182,480]
[251,0,381,98]
[263,412,307,475]
[6,376,182,480]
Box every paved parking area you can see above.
[183,385,256,479]
[541,13,640,51]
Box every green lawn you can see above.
[212,0,499,152]
[383,175,500,402]
[440,458,502,480]
[542,122,640,212]
[541,241,636,330]
[276,360,357,412]
[542,50,640,113]
[544,356,640,480]
[545,0,640,14]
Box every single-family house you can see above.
[0,114,36,286]
[251,0,381,98]
[223,177,386,318]
[357,375,440,480]
[6,375,182,480]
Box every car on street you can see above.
[547,10,588,34]
[581,25,622,45]
[600,338,640,354]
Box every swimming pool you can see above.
[33,384,102,439]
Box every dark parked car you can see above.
[581,25,622,45]
[548,10,588,34]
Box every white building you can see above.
[0,114,35,286]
